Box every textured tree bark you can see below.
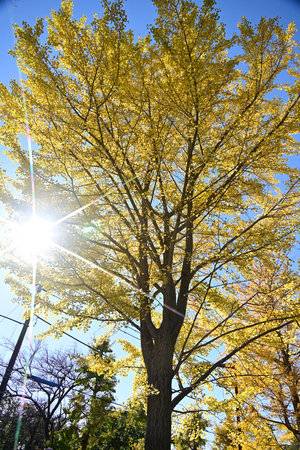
[139,194,190,450]
[143,333,174,450]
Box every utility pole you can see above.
[0,284,46,405]
[0,318,29,405]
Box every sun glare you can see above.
[13,219,52,255]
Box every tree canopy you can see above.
[1,0,300,448]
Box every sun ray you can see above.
[0,216,18,227]
[0,54,156,448]
[0,167,150,261]
[0,243,19,256]
[51,242,184,318]
[12,69,38,450]
[50,172,142,228]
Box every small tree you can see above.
[0,340,81,447]
[52,340,118,450]
[52,341,146,450]
[212,419,234,450]
[173,412,209,450]
[93,402,146,450]
[0,393,49,450]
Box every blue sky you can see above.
[0,0,300,405]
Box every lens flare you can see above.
[13,219,52,256]
[52,242,184,318]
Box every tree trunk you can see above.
[81,430,89,450]
[45,419,50,442]
[144,334,173,450]
[24,417,41,450]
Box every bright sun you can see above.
[13,219,52,255]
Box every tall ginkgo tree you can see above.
[1,0,300,448]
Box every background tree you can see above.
[210,400,281,449]
[0,338,145,450]
[0,340,81,447]
[209,258,300,449]
[0,394,45,450]
[212,419,234,450]
[51,340,119,450]
[230,326,300,448]
[172,411,209,449]
[1,0,300,448]
[53,341,147,450]
[92,402,146,450]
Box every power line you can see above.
[116,327,139,341]
[0,315,24,326]
[9,383,125,409]
[0,309,139,354]
[0,313,99,352]
[70,385,124,408]
[35,315,99,352]
[9,283,140,342]
[49,292,140,340]
[0,305,19,325]
[35,315,139,350]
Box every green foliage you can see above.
[51,341,117,450]
[52,341,146,450]
[0,395,45,450]
[92,403,146,450]
[173,412,209,449]
[211,421,234,450]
